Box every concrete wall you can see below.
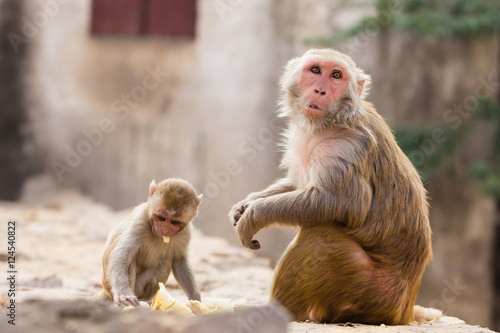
[23,0,296,261]
[368,32,498,328]
[0,0,41,200]
[193,0,295,260]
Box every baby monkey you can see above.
[98,178,202,306]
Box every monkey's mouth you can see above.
[153,221,177,238]
[302,104,325,119]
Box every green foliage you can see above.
[394,97,500,199]
[318,0,500,46]
[470,162,500,198]
[469,98,500,199]
[394,126,462,180]
[396,0,500,38]
[473,97,500,122]
[305,0,399,47]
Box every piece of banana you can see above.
[186,300,209,315]
[163,236,170,243]
[151,283,193,316]
[151,283,234,316]
[186,299,234,315]
[204,299,234,313]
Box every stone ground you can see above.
[0,188,495,332]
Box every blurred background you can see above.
[0,0,498,330]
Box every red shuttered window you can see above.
[91,0,196,38]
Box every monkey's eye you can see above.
[310,66,321,74]
[154,214,166,222]
[331,71,342,79]
[171,220,182,226]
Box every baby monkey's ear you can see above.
[149,180,157,197]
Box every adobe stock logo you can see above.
[429,278,467,311]
[198,117,280,210]
[212,0,244,21]
[8,0,70,54]
[51,65,168,182]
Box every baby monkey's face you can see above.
[147,179,201,239]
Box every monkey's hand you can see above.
[234,202,261,250]
[228,201,250,226]
[114,290,140,307]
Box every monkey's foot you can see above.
[114,294,140,307]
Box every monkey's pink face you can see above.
[298,60,350,119]
[151,211,185,238]
[148,194,192,238]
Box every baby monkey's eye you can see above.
[155,214,166,222]
[310,66,321,74]
[331,71,342,79]
[171,220,182,226]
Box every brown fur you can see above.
[229,49,441,324]
[98,178,201,306]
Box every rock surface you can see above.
[0,190,495,332]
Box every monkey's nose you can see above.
[314,89,326,96]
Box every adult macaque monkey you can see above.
[98,178,202,306]
[229,49,441,325]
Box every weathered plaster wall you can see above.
[0,0,41,200]
[24,0,294,261]
[369,32,498,328]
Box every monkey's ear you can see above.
[357,79,365,96]
[357,72,371,98]
[149,180,157,196]
[285,57,301,72]
[279,57,301,90]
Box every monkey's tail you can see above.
[414,305,442,323]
